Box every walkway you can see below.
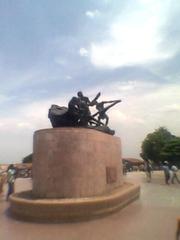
[0,171,179,240]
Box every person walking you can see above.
[0,170,6,195]
[162,161,170,185]
[145,160,152,182]
[0,174,4,194]
[6,164,16,201]
[171,165,180,184]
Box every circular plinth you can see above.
[33,128,123,198]
[10,183,140,222]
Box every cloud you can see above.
[87,80,180,157]
[159,104,180,113]
[0,94,71,163]
[89,0,174,68]
[79,47,89,57]
[54,58,67,66]
[85,9,100,18]
[0,94,13,104]
[65,75,72,80]
[0,67,43,93]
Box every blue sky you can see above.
[0,0,180,163]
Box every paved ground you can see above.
[0,171,180,240]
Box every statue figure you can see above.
[93,100,122,126]
[77,91,101,126]
[48,91,121,135]
[76,91,91,125]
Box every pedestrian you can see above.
[145,160,152,182]
[171,165,180,184]
[162,161,170,185]
[6,164,16,201]
[0,175,4,194]
[0,171,6,195]
[123,163,127,175]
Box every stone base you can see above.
[33,128,123,198]
[9,183,140,222]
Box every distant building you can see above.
[122,158,144,171]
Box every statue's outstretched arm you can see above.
[89,92,101,106]
[101,100,121,104]
[92,100,121,117]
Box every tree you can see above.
[141,127,175,165]
[161,137,180,167]
[22,153,33,163]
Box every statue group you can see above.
[48,91,121,135]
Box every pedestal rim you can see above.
[9,182,140,222]
[34,127,120,139]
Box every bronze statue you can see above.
[93,100,122,126]
[48,91,121,135]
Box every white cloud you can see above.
[0,68,43,93]
[65,75,72,80]
[85,9,100,18]
[79,47,89,57]
[0,94,71,163]
[54,58,67,66]
[17,122,32,128]
[0,94,12,104]
[161,104,180,112]
[89,0,173,68]
[87,80,180,158]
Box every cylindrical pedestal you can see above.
[32,128,123,198]
[10,127,140,222]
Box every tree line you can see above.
[141,127,180,167]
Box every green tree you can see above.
[22,153,33,163]
[161,137,180,167]
[141,127,175,165]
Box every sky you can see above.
[0,0,180,163]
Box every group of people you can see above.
[162,161,180,185]
[145,160,180,184]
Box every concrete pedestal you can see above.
[10,183,140,222]
[10,128,140,222]
[33,128,123,198]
